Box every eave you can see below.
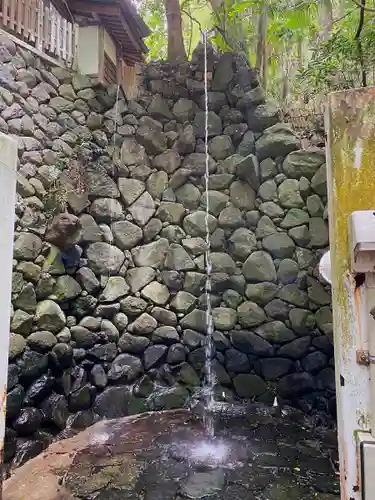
[52,0,150,63]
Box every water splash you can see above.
[90,431,110,446]
[168,438,237,469]
[202,29,216,438]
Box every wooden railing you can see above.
[0,0,77,67]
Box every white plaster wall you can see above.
[76,26,100,76]
[103,29,117,64]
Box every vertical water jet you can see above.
[202,30,216,438]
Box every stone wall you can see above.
[3,37,333,468]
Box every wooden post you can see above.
[0,134,17,498]
[326,87,375,499]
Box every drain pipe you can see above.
[348,212,375,500]
[348,212,375,438]
[367,283,375,437]
[0,134,17,499]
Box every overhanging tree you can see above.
[165,0,188,62]
[139,0,375,106]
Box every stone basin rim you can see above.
[3,407,339,500]
[3,409,192,500]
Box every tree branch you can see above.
[332,7,357,25]
[351,0,375,12]
[180,8,203,33]
[355,0,367,86]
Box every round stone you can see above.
[212,307,237,330]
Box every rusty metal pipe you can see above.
[365,274,375,437]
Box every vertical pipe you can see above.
[0,134,17,499]
[365,274,375,436]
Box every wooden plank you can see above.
[70,1,118,15]
[24,0,29,39]
[120,50,143,65]
[67,21,72,62]
[9,0,16,31]
[72,22,78,68]
[2,0,9,27]
[120,58,138,99]
[35,0,42,50]
[118,12,145,51]
[62,17,67,60]
[56,9,61,58]
[50,4,56,54]
[43,5,49,50]
[326,87,375,499]
[103,52,117,84]
[115,45,121,89]
[98,25,104,84]
[16,0,22,34]
[0,25,68,67]
[29,0,36,41]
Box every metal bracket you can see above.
[356,350,375,366]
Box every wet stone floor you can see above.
[4,407,340,500]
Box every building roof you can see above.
[53,0,150,63]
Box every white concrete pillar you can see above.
[326,87,375,499]
[0,134,17,491]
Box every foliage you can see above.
[43,138,100,219]
[181,0,212,57]
[43,181,69,219]
[139,0,168,61]
[137,0,375,109]
[301,10,375,96]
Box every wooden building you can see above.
[0,0,150,97]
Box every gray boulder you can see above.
[193,111,222,138]
[100,277,129,303]
[230,330,273,356]
[86,242,125,275]
[247,103,280,132]
[129,313,157,335]
[108,354,143,383]
[111,221,143,250]
[255,123,300,161]
[34,300,66,333]
[278,179,304,208]
[183,211,217,237]
[121,137,149,166]
[126,267,156,293]
[153,150,182,174]
[262,233,295,259]
[208,135,234,160]
[243,251,277,283]
[212,307,237,330]
[237,301,266,327]
[173,98,197,122]
[141,281,170,305]
[132,239,169,268]
[228,228,257,261]
[282,149,325,180]
[118,178,145,206]
[13,233,42,261]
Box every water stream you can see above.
[202,29,217,439]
